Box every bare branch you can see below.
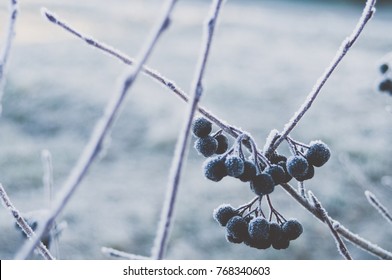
[0,184,54,260]
[151,0,225,260]
[365,190,392,225]
[267,0,377,155]
[101,247,150,260]
[0,0,18,111]
[15,0,179,260]
[308,191,353,260]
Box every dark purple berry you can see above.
[282,219,303,240]
[224,155,245,177]
[277,161,292,183]
[238,160,257,182]
[250,173,275,196]
[226,216,248,242]
[213,204,239,226]
[248,217,270,242]
[305,140,331,167]
[203,157,227,182]
[214,134,229,154]
[194,136,218,157]
[378,78,392,94]
[226,234,242,244]
[269,153,287,164]
[272,236,290,250]
[286,156,309,177]
[192,117,212,138]
[380,63,389,74]
[269,222,283,244]
[294,164,314,181]
[264,164,286,185]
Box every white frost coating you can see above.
[365,190,392,225]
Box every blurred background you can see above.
[0,0,391,260]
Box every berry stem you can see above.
[0,0,18,111]
[16,0,178,260]
[0,184,54,260]
[101,247,151,260]
[267,0,377,155]
[308,191,353,260]
[152,0,225,260]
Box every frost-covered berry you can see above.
[272,236,290,250]
[268,222,283,244]
[226,216,248,242]
[194,136,218,157]
[380,63,389,74]
[214,134,229,154]
[264,164,286,185]
[250,173,275,196]
[305,140,331,167]
[203,157,227,182]
[238,160,257,182]
[269,153,287,164]
[286,155,309,177]
[213,204,238,226]
[225,155,245,177]
[378,78,392,93]
[248,217,270,242]
[282,219,303,240]
[277,161,292,183]
[192,117,212,138]
[294,164,314,182]
[226,234,242,244]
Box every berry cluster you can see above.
[192,116,330,250]
[378,62,392,95]
[213,203,303,250]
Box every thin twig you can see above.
[0,0,18,110]
[15,0,178,260]
[267,0,377,155]
[0,184,54,260]
[101,247,151,260]
[41,8,241,140]
[41,149,61,258]
[151,0,225,260]
[308,191,353,260]
[365,190,392,225]
[279,182,392,259]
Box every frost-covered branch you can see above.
[41,8,241,140]
[0,0,18,110]
[365,190,392,225]
[279,182,392,259]
[0,184,54,260]
[308,191,352,260]
[151,0,225,260]
[15,0,179,260]
[101,247,151,260]
[267,0,377,154]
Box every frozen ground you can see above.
[0,0,392,259]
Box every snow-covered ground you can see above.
[0,0,391,259]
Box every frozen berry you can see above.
[378,78,392,93]
[272,236,290,250]
[213,204,238,226]
[250,173,275,196]
[277,161,292,183]
[225,155,245,177]
[282,219,303,240]
[238,160,257,182]
[192,117,212,138]
[214,134,229,154]
[269,153,287,164]
[203,157,227,182]
[226,234,242,244]
[248,217,270,242]
[286,155,309,177]
[294,164,314,181]
[305,140,331,167]
[380,63,389,74]
[268,222,283,244]
[264,164,286,185]
[194,136,218,157]
[226,216,248,242]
